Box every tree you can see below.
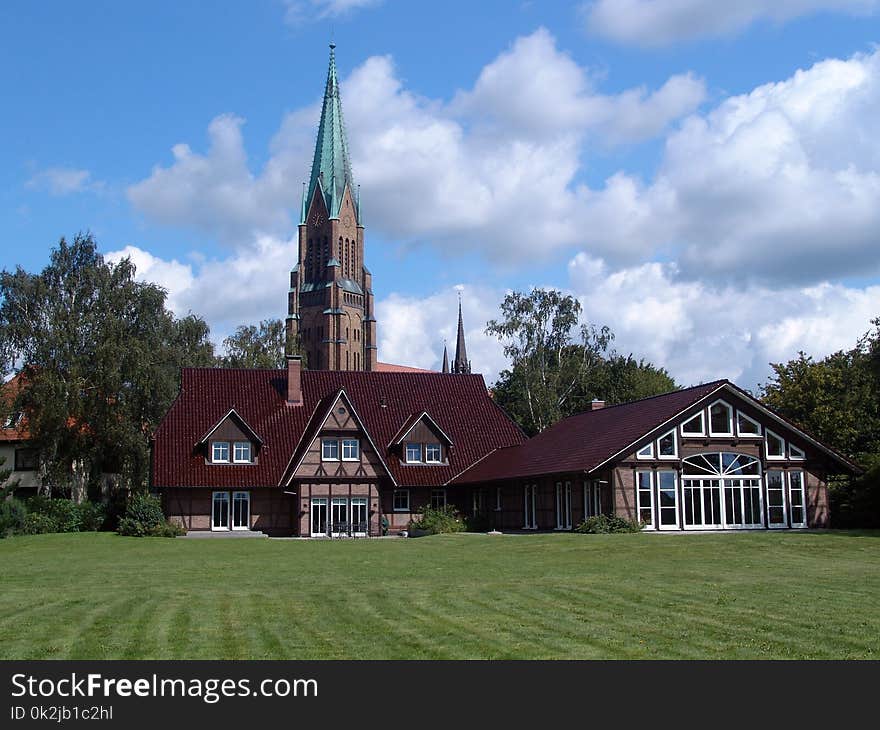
[0,233,216,498]
[217,319,289,369]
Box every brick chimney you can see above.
[287,355,303,406]
[590,399,606,411]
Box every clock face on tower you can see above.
[311,211,324,227]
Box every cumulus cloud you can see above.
[582,0,880,47]
[26,167,102,196]
[127,28,703,257]
[283,0,383,26]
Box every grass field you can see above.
[1,531,878,660]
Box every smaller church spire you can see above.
[442,342,449,373]
[452,295,471,375]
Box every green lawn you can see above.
[1,531,878,659]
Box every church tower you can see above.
[451,298,471,374]
[286,44,378,371]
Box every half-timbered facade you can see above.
[453,380,860,532]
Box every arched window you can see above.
[680,453,762,529]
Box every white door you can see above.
[232,491,250,530]
[766,471,788,528]
[351,498,368,536]
[331,497,348,536]
[212,491,230,531]
[311,498,328,537]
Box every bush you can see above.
[20,512,59,535]
[77,501,107,531]
[0,498,28,537]
[117,492,180,538]
[576,514,643,534]
[23,496,106,533]
[464,514,491,533]
[410,504,466,535]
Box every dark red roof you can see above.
[453,381,729,484]
[151,369,525,489]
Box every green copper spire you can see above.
[305,43,354,221]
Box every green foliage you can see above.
[116,492,180,537]
[21,496,106,533]
[77,501,107,532]
[575,515,643,534]
[409,504,466,534]
[488,288,676,435]
[0,233,216,495]
[0,498,27,537]
[19,512,59,535]
[218,318,289,369]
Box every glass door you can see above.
[657,472,679,530]
[683,479,723,529]
[331,497,349,537]
[555,482,572,529]
[232,491,250,530]
[351,498,368,536]
[766,471,787,528]
[212,491,229,531]
[311,498,328,537]
[723,478,763,528]
[523,484,537,529]
[788,472,807,528]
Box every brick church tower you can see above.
[286,44,378,371]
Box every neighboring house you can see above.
[0,373,41,496]
[151,357,526,535]
[453,380,861,532]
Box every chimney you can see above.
[287,355,303,406]
[590,399,606,411]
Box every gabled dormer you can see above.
[389,411,454,465]
[198,409,262,465]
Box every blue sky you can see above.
[3,0,880,389]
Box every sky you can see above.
[2,0,880,391]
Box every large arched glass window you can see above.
[681,453,763,529]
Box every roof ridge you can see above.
[561,379,729,421]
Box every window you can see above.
[682,453,762,529]
[736,411,762,437]
[681,411,705,437]
[4,412,22,429]
[766,470,787,527]
[211,441,229,463]
[555,481,572,530]
[636,471,654,528]
[393,489,410,512]
[322,439,340,461]
[789,443,805,460]
[657,471,679,529]
[232,491,250,529]
[341,438,360,461]
[431,489,446,509]
[405,443,421,463]
[212,491,230,530]
[425,443,442,463]
[523,484,538,529]
[14,448,37,471]
[789,472,807,528]
[233,442,251,463]
[472,489,483,515]
[709,400,734,436]
[766,429,785,460]
[636,443,654,459]
[657,429,677,458]
[495,486,503,511]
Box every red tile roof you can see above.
[151,368,526,489]
[453,381,730,484]
[0,373,30,442]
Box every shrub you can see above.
[77,501,107,532]
[575,514,643,534]
[23,496,107,533]
[464,514,491,533]
[20,512,59,535]
[0,498,28,537]
[117,492,180,537]
[410,504,466,535]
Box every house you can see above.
[452,380,860,531]
[0,373,41,497]
[152,357,525,535]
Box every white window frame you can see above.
[393,489,410,512]
[233,441,252,463]
[636,471,655,529]
[680,411,706,437]
[656,471,680,531]
[231,491,250,530]
[708,399,734,437]
[636,442,654,459]
[211,491,230,531]
[350,498,369,536]
[430,488,446,509]
[424,443,442,463]
[555,481,572,530]
[404,442,422,463]
[736,411,762,437]
[788,471,807,528]
[211,441,230,463]
[583,481,601,519]
[341,438,360,461]
[523,484,538,529]
[789,443,805,461]
[766,428,786,460]
[310,497,329,537]
[495,486,502,512]
[322,438,340,461]
[657,428,678,459]
[766,470,788,528]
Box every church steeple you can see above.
[452,297,471,375]
[442,342,450,374]
[305,43,356,222]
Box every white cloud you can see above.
[26,167,102,196]
[283,0,383,25]
[579,50,880,283]
[582,0,880,47]
[127,28,703,259]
